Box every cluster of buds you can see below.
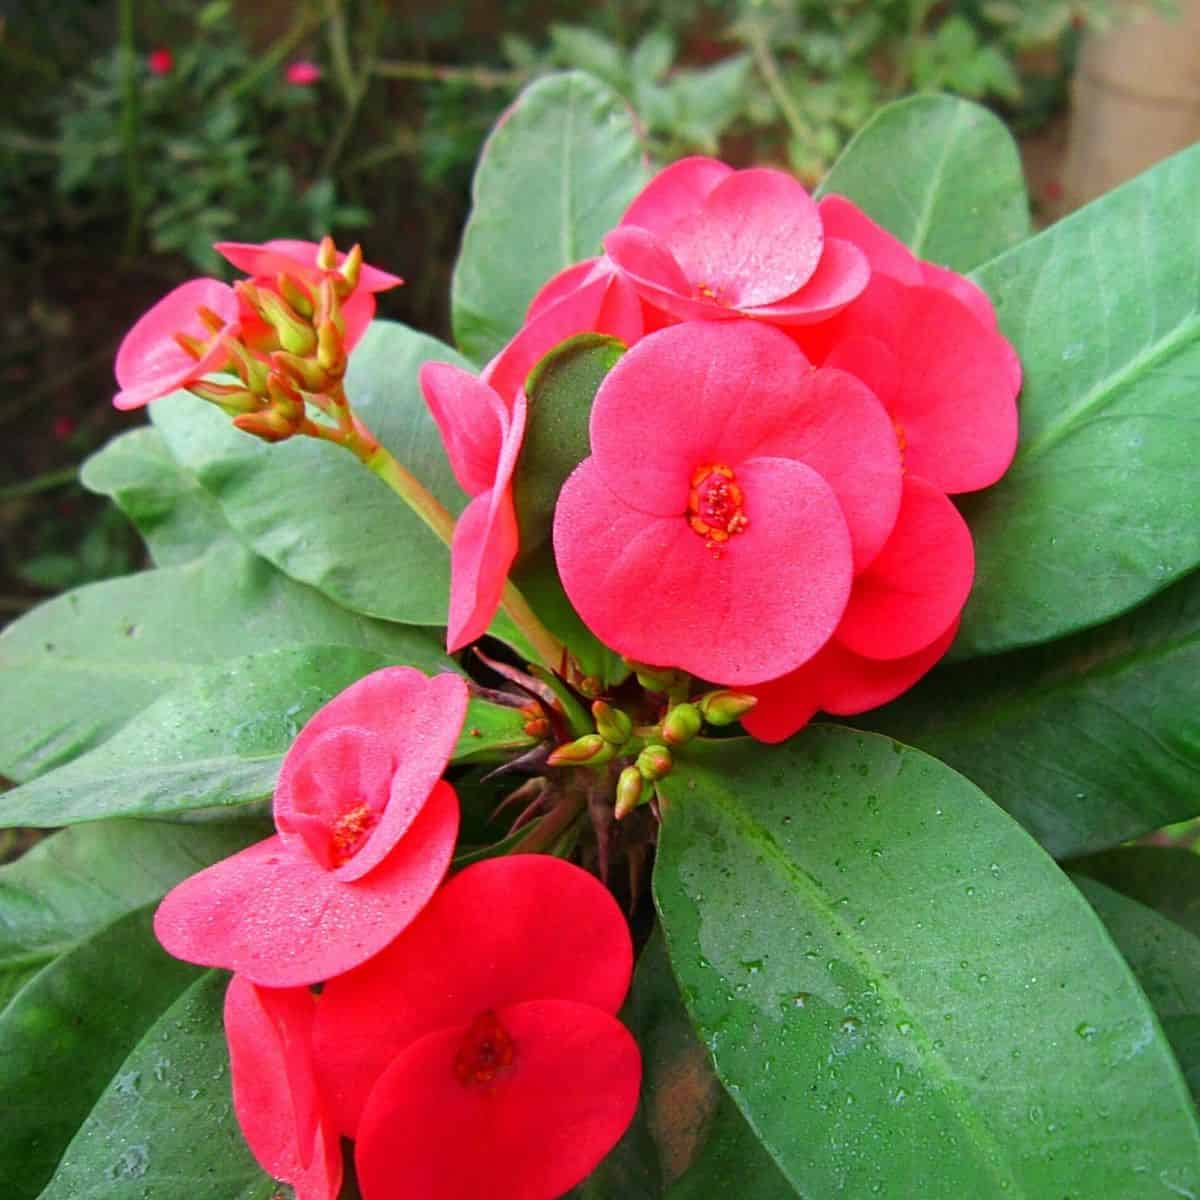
[545,669,757,820]
[112,236,402,451]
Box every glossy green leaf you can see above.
[817,95,1029,271]
[654,729,1200,1198]
[451,71,649,365]
[1071,845,1200,938]
[0,542,446,783]
[0,646,405,826]
[957,142,1200,655]
[80,428,232,566]
[40,971,274,1200]
[153,320,471,625]
[453,696,540,766]
[863,568,1200,858]
[1075,874,1200,1101]
[514,333,624,559]
[0,906,201,1199]
[0,820,261,980]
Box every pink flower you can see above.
[553,320,905,685]
[214,239,402,352]
[802,196,1022,493]
[224,978,342,1200]
[147,48,174,76]
[154,668,466,986]
[421,270,646,651]
[743,476,974,742]
[112,278,240,410]
[603,156,869,326]
[285,60,323,86]
[312,855,640,1199]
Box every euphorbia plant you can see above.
[2,71,1200,1200]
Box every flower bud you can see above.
[187,380,259,414]
[277,273,315,319]
[271,351,330,394]
[546,734,615,768]
[614,766,644,820]
[338,243,363,295]
[592,700,632,746]
[635,744,672,781]
[266,372,305,422]
[232,407,302,443]
[316,278,346,339]
[242,283,317,357]
[697,689,758,726]
[630,662,688,695]
[316,235,338,271]
[316,318,346,378]
[662,703,702,747]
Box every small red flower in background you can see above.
[112,278,240,410]
[147,48,174,76]
[224,978,342,1200]
[311,855,640,1199]
[285,60,323,86]
[604,155,869,326]
[554,319,904,685]
[154,668,466,986]
[214,239,402,352]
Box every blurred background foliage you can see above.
[0,0,1151,607]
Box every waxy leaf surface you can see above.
[818,95,1029,271]
[958,142,1200,654]
[153,320,471,625]
[654,729,1200,1198]
[863,568,1200,858]
[451,71,649,365]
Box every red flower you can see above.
[112,278,240,410]
[743,476,974,742]
[285,60,323,86]
[553,319,904,685]
[147,48,174,76]
[224,977,342,1200]
[421,269,646,651]
[214,239,403,352]
[311,855,640,1199]
[603,156,868,326]
[805,196,1021,493]
[154,668,466,986]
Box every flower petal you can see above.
[214,239,402,292]
[666,168,823,308]
[603,226,723,324]
[742,237,869,325]
[274,668,468,883]
[554,455,852,685]
[835,476,974,661]
[620,154,732,236]
[818,195,921,285]
[154,783,459,987]
[313,855,633,1136]
[224,977,342,1200]
[355,1000,641,1200]
[113,279,239,410]
[420,363,506,496]
[588,320,817,517]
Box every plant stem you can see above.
[371,61,527,88]
[744,25,814,150]
[321,423,565,669]
[225,2,324,103]
[0,466,78,501]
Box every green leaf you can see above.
[40,971,274,1200]
[0,906,202,1199]
[0,542,447,783]
[453,696,539,766]
[0,646,413,827]
[862,567,1200,858]
[958,142,1200,655]
[514,333,624,560]
[80,428,232,566]
[654,729,1200,1198]
[817,95,1029,271]
[451,71,649,365]
[1075,874,1200,1101]
[1071,845,1200,938]
[0,820,261,980]
[153,320,471,626]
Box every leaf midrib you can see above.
[663,766,1025,1199]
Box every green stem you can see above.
[117,0,143,256]
[745,26,814,149]
[225,3,324,103]
[338,432,564,669]
[371,61,527,88]
[0,466,78,501]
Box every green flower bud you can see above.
[614,766,644,820]
[592,700,633,746]
[697,689,758,726]
[547,734,615,768]
[662,703,702,747]
[636,744,673,781]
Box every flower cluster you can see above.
[424,156,1020,739]
[155,667,641,1199]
